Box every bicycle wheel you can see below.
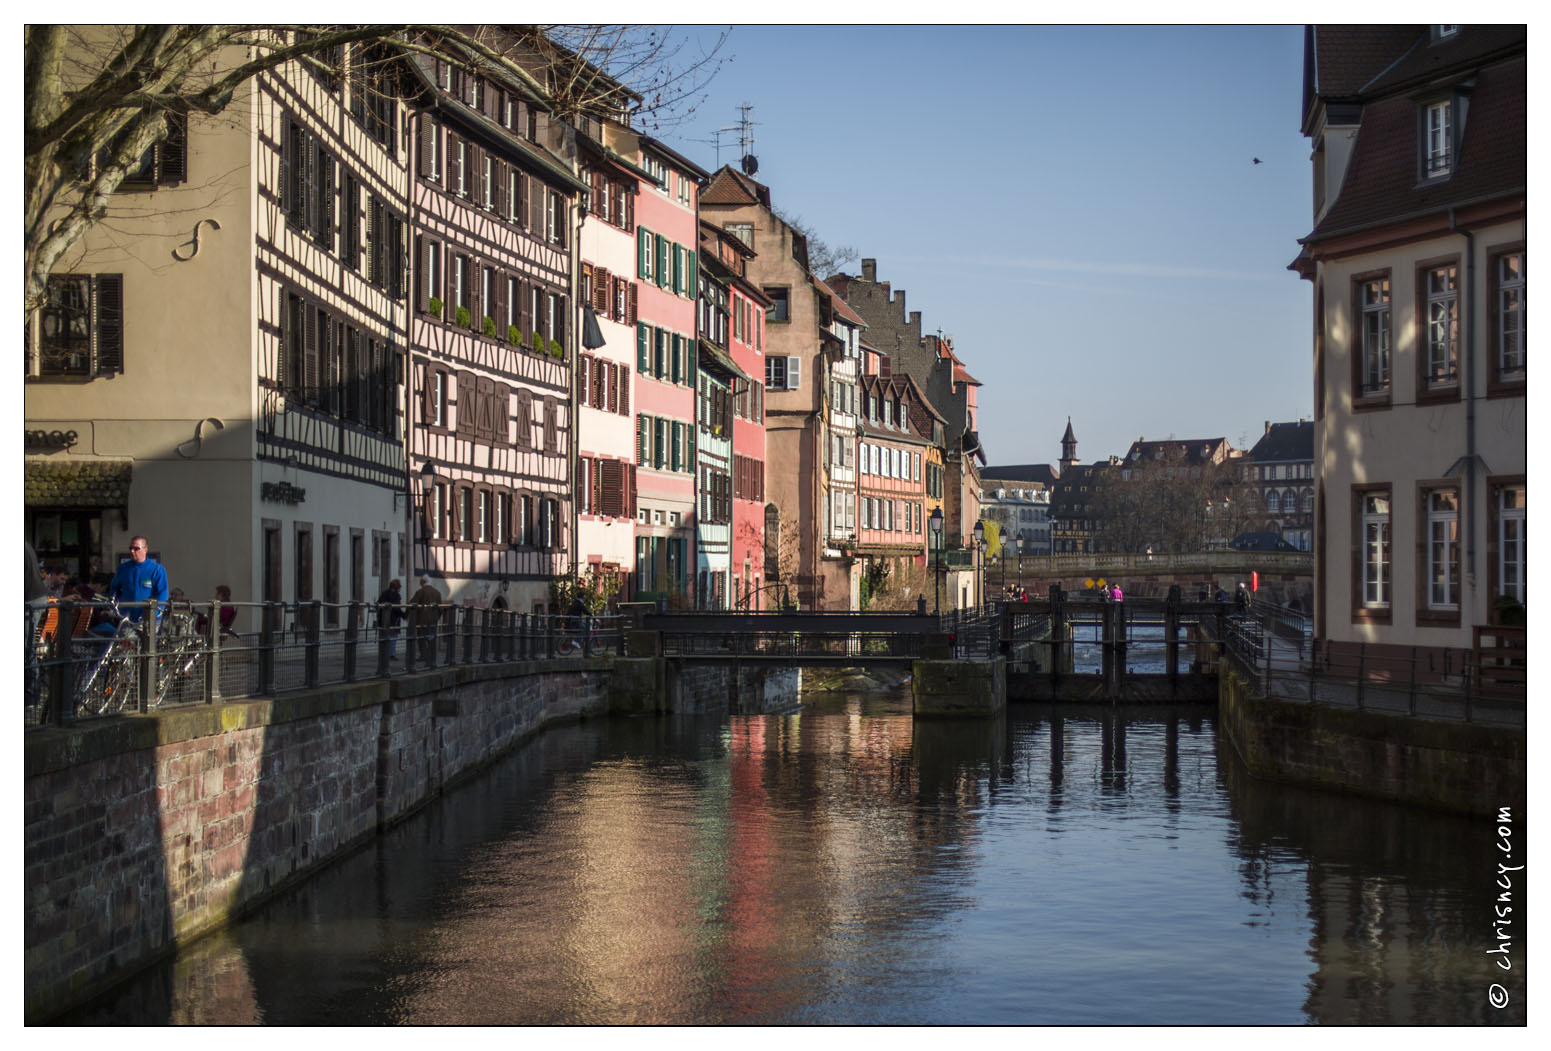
[81,626,142,716]
[154,638,206,708]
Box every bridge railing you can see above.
[24,599,625,729]
[642,610,958,663]
[1223,608,1523,727]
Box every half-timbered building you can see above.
[26,33,412,625]
[404,54,587,613]
[575,119,648,598]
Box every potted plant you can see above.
[530,330,545,354]
[483,315,497,338]
[548,338,563,359]
[455,304,471,329]
[428,296,443,319]
[508,324,523,346]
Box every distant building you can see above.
[1292,25,1525,651]
[979,487,1051,557]
[1245,421,1314,552]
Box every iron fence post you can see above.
[444,604,457,667]
[1408,645,1418,716]
[344,600,359,683]
[139,600,157,713]
[206,598,223,702]
[50,604,75,726]
[304,600,321,688]
[259,603,276,694]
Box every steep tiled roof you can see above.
[814,277,866,327]
[26,460,133,507]
[1304,27,1525,244]
[1311,25,1420,100]
[1123,437,1231,466]
[700,167,767,207]
[983,464,1060,486]
[1249,421,1314,463]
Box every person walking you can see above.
[105,535,169,630]
[409,576,442,664]
[377,579,404,660]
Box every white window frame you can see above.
[1362,492,1391,609]
[1360,277,1391,395]
[1498,486,1526,604]
[1497,252,1525,379]
[1426,100,1452,178]
[1427,489,1460,610]
[1425,264,1459,387]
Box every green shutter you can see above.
[687,251,697,297]
[672,421,682,470]
[637,322,649,372]
[654,417,666,469]
[637,413,648,464]
[671,334,682,383]
[656,234,669,288]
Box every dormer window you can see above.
[1424,99,1454,178]
[1431,25,1459,42]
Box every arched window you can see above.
[1303,488,1315,513]
[1266,490,1281,513]
[1283,489,1298,515]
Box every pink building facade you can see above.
[630,137,706,606]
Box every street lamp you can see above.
[1015,534,1023,598]
[929,506,944,615]
[972,519,985,611]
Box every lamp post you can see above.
[929,506,943,615]
[1015,534,1023,598]
[999,527,1007,604]
[972,519,985,611]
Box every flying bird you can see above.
[1252,157,1262,165]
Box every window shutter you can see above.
[303,305,321,404]
[416,236,433,312]
[656,235,669,288]
[637,414,647,465]
[92,274,124,376]
[528,178,544,235]
[636,322,650,372]
[160,113,188,185]
[320,149,335,246]
[593,266,610,312]
[670,334,682,383]
[493,384,509,445]
[543,395,557,453]
[579,354,592,405]
[281,121,296,216]
[419,114,437,180]
[456,370,477,436]
[514,390,532,449]
[494,159,508,218]
[388,216,405,299]
[534,108,549,144]
[656,418,667,470]
[514,169,527,226]
[475,376,495,440]
[787,356,801,390]
[618,365,629,417]
[468,262,483,327]
[493,270,508,334]
[626,282,638,324]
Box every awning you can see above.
[25,459,132,508]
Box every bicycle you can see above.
[153,604,208,707]
[75,600,143,717]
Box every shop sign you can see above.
[261,481,307,505]
[25,429,78,450]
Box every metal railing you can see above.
[1223,607,1524,727]
[641,609,996,663]
[24,598,625,729]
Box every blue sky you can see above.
[661,25,1314,466]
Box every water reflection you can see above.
[62,690,1521,1025]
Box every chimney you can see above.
[1265,421,1271,434]
[861,258,876,282]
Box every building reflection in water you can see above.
[58,692,1518,1025]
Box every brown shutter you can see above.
[493,384,509,445]
[456,370,477,436]
[469,262,483,328]
[93,274,124,376]
[514,169,527,226]
[543,396,557,453]
[514,390,532,449]
[626,282,638,324]
[515,279,530,337]
[493,272,508,336]
[528,178,545,235]
[303,304,320,404]
[475,376,495,440]
[617,365,629,417]
[600,459,623,518]
[495,160,508,217]
[593,266,610,312]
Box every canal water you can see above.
[66,686,1523,1025]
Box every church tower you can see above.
[1059,417,1078,473]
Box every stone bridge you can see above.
[1002,551,1312,609]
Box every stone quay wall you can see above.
[1218,666,1526,817]
[24,656,779,1021]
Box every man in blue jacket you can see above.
[107,535,169,626]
